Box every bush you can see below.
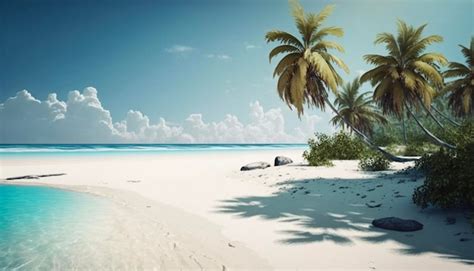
[359,152,391,171]
[303,131,368,166]
[412,121,474,209]
[403,143,439,156]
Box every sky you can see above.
[0,0,472,143]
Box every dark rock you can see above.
[372,217,423,232]
[366,203,382,208]
[274,156,293,166]
[361,195,367,199]
[240,162,271,171]
[460,238,471,242]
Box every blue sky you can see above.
[0,0,472,143]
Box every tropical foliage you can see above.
[444,37,474,117]
[266,0,414,162]
[358,152,390,171]
[331,77,387,135]
[413,121,474,209]
[360,20,455,149]
[303,132,368,166]
[269,0,473,214]
[265,0,348,116]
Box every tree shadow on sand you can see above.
[216,172,474,265]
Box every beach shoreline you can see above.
[1,149,473,270]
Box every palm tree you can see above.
[331,77,387,136]
[266,0,414,162]
[444,37,473,117]
[431,90,461,126]
[360,20,455,149]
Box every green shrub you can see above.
[412,121,474,209]
[359,152,391,171]
[403,143,439,156]
[403,144,425,156]
[303,132,368,166]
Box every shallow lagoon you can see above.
[0,185,112,269]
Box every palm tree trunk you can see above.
[324,96,417,162]
[401,114,407,145]
[431,105,461,127]
[415,95,445,129]
[404,102,456,149]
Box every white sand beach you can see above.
[1,149,473,270]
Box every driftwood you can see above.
[6,173,66,180]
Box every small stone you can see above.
[460,238,471,242]
[366,203,382,208]
[240,162,271,171]
[274,156,293,166]
[372,217,423,232]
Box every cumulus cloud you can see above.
[165,45,194,54]
[0,88,321,143]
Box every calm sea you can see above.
[0,144,307,157]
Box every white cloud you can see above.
[207,54,231,60]
[244,42,260,50]
[0,88,322,143]
[165,45,194,54]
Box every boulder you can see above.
[372,217,423,232]
[274,156,293,166]
[240,162,271,171]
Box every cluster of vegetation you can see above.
[302,131,391,171]
[413,121,474,209]
[302,132,368,166]
[267,1,473,210]
[358,152,391,171]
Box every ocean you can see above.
[0,143,307,157]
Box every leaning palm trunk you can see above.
[415,95,445,129]
[322,94,417,162]
[404,102,456,149]
[431,105,461,127]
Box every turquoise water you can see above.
[0,185,109,269]
[0,144,307,157]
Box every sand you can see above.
[1,149,473,270]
